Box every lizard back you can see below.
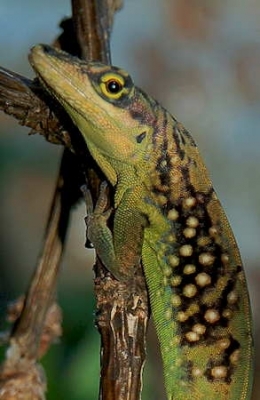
[141,106,253,399]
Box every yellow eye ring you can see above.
[100,73,125,99]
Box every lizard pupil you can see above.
[106,80,122,94]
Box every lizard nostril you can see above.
[40,44,53,54]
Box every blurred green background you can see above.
[1,1,260,399]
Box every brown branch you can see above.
[0,148,82,399]
[72,0,122,62]
[95,268,148,400]
[70,1,149,399]
[0,12,84,400]
[12,149,82,355]
[0,66,73,148]
[0,1,149,399]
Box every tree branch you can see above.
[0,1,149,399]
[0,63,73,148]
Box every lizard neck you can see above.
[144,106,207,211]
[112,107,189,209]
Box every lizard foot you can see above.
[82,182,113,249]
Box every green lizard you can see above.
[29,44,254,400]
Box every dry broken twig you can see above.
[0,66,72,148]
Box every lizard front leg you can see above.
[83,182,146,281]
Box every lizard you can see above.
[29,44,254,400]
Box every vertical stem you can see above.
[12,150,81,357]
[72,0,111,63]
[70,2,149,399]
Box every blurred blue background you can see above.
[0,1,260,398]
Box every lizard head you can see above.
[29,45,156,186]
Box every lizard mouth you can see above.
[29,45,91,116]
[29,44,114,132]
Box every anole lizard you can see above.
[29,44,254,400]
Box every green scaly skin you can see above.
[29,44,254,400]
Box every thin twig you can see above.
[12,149,82,356]
[0,148,82,399]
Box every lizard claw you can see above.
[95,181,110,213]
[81,184,95,248]
[83,181,113,249]
[81,184,94,215]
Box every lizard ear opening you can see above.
[136,131,147,144]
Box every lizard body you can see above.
[29,45,254,400]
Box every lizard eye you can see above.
[106,80,122,94]
[100,73,125,99]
